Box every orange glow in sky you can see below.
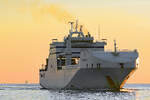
[0,0,150,83]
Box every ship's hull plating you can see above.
[40,67,136,90]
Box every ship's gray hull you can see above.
[66,68,136,90]
[40,67,136,90]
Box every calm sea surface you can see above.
[0,84,150,100]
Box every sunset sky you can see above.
[0,0,150,83]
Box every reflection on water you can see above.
[47,90,136,100]
[0,84,150,100]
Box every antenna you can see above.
[98,24,100,41]
[75,19,78,32]
[114,40,117,53]
[80,25,83,32]
[68,21,74,32]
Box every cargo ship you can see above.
[39,20,139,90]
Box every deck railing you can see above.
[105,49,137,52]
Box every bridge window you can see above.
[57,57,65,70]
[71,57,80,65]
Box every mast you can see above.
[69,22,74,33]
[75,19,78,32]
[98,24,100,41]
[65,22,73,66]
[114,40,117,53]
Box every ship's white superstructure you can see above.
[39,21,139,90]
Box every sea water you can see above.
[0,84,150,100]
